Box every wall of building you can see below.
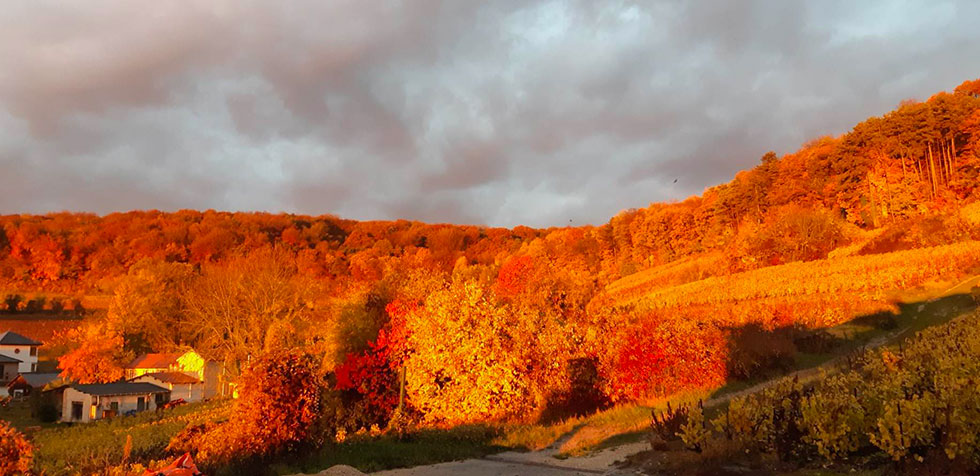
[61,388,166,423]
[202,361,222,398]
[61,387,95,423]
[176,351,205,379]
[0,344,38,373]
[132,375,203,402]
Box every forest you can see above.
[2,78,980,475]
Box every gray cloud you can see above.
[1,0,978,227]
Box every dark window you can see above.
[137,397,146,412]
[30,347,36,356]
[71,401,83,420]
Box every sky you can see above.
[1,1,979,228]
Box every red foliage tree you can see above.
[496,255,535,297]
[602,317,728,402]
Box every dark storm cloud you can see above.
[1,0,978,227]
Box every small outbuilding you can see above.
[7,372,62,397]
[61,382,170,423]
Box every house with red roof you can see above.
[124,349,222,399]
[130,371,204,402]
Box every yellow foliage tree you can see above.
[403,279,569,425]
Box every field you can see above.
[27,399,230,476]
[0,317,81,344]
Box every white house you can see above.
[0,331,42,374]
[61,382,170,423]
[130,371,204,402]
[0,355,20,386]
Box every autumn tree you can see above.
[106,258,197,354]
[185,247,321,379]
[195,350,325,465]
[57,321,129,384]
[402,278,570,425]
[736,205,848,266]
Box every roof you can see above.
[126,353,181,369]
[71,382,170,396]
[0,331,42,346]
[0,354,21,364]
[11,372,62,388]
[133,371,201,385]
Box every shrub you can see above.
[37,403,59,423]
[686,310,980,470]
[0,420,34,475]
[678,401,709,452]
[195,350,325,466]
[602,317,727,402]
[650,401,690,446]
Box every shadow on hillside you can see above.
[576,290,980,456]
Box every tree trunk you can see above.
[944,141,952,184]
[868,173,876,227]
[950,137,957,182]
[928,143,938,198]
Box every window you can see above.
[137,397,146,412]
[71,401,83,420]
[31,363,36,372]
[30,347,36,356]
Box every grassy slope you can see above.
[567,274,980,459]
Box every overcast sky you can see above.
[1,1,978,227]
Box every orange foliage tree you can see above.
[57,322,128,383]
[196,350,324,465]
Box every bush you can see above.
[37,403,59,423]
[195,350,325,467]
[0,420,34,475]
[602,317,727,402]
[650,401,690,447]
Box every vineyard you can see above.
[655,293,897,330]
[0,318,81,345]
[31,399,230,475]
[612,241,980,310]
[658,308,980,471]
[604,253,728,303]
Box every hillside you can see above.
[2,79,980,475]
